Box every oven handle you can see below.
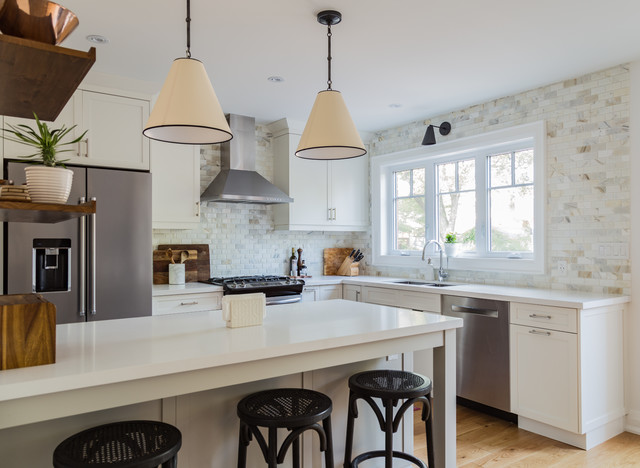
[266,295,302,306]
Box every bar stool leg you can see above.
[384,399,394,468]
[343,391,356,468]
[238,422,248,468]
[162,455,178,468]
[425,394,435,468]
[292,436,301,468]
[323,415,335,468]
[268,427,278,468]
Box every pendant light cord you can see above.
[326,24,332,90]
[185,0,191,58]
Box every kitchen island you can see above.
[0,299,461,467]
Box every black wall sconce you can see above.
[421,121,451,145]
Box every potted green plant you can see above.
[444,232,458,257]
[2,113,87,203]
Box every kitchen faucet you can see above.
[422,240,449,282]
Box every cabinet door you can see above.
[289,156,329,226]
[343,285,361,302]
[319,284,342,301]
[301,286,318,302]
[510,324,579,432]
[362,286,398,306]
[151,141,200,229]
[81,91,150,170]
[3,96,79,160]
[329,155,369,230]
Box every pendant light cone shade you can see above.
[296,90,366,160]
[143,58,232,145]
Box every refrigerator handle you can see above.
[90,197,97,316]
[79,197,86,317]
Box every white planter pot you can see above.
[25,165,73,204]
[444,243,458,257]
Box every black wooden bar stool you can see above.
[237,388,334,468]
[53,420,182,468]
[344,370,434,468]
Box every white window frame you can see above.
[371,121,546,274]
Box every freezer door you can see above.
[6,162,87,324]
[87,168,152,320]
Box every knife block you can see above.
[0,294,56,370]
[336,257,360,276]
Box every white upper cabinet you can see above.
[151,141,201,229]
[269,119,369,232]
[3,87,150,170]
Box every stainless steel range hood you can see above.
[201,114,293,204]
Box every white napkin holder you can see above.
[222,293,266,328]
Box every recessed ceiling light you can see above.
[389,103,402,108]
[267,76,285,83]
[86,34,109,44]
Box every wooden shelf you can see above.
[0,34,96,121]
[0,200,96,223]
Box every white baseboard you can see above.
[519,416,625,450]
[625,410,640,435]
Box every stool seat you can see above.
[344,370,434,468]
[349,369,432,399]
[53,420,182,468]
[238,388,332,427]
[237,388,334,467]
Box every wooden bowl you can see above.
[0,0,79,45]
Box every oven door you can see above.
[266,294,302,306]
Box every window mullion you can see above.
[476,153,488,255]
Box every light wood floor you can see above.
[413,405,640,467]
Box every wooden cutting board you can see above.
[0,294,56,370]
[323,248,354,276]
[155,244,210,284]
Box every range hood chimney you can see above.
[200,114,293,204]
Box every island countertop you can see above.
[0,299,461,425]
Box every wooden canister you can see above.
[0,294,56,370]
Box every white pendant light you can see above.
[296,10,366,160]
[143,0,232,145]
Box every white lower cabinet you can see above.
[342,284,362,302]
[152,292,222,316]
[509,301,625,449]
[301,284,342,302]
[510,322,579,432]
[361,286,440,313]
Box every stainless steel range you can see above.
[202,276,305,305]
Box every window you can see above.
[372,121,545,273]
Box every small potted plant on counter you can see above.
[2,113,87,203]
[444,232,458,257]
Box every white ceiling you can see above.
[59,0,640,132]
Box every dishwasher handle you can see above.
[450,304,499,318]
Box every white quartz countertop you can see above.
[152,282,222,296]
[0,300,461,403]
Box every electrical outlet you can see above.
[558,260,567,276]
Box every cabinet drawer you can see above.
[362,287,397,306]
[510,302,577,333]
[396,291,440,313]
[153,293,222,316]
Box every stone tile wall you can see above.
[367,65,630,295]
[152,125,368,277]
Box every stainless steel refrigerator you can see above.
[4,161,152,323]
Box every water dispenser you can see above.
[33,239,71,293]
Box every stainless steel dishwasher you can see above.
[442,295,511,414]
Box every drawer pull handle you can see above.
[529,313,552,319]
[529,329,551,336]
[180,301,199,306]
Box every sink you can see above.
[388,280,455,287]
